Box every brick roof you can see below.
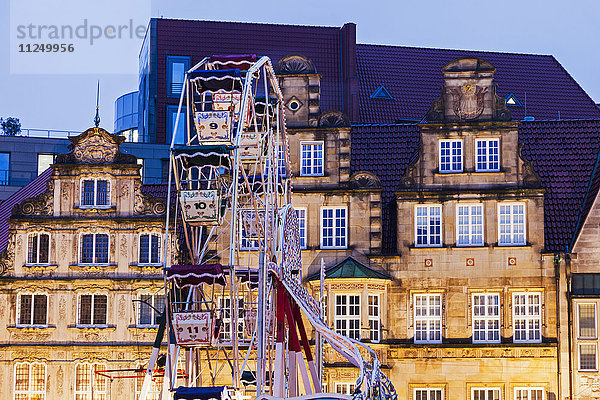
[356,44,600,123]
[351,119,600,254]
[0,168,53,253]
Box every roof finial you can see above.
[94,80,101,128]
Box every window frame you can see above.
[514,387,544,400]
[456,204,484,247]
[334,294,361,340]
[77,293,108,328]
[166,55,191,98]
[26,232,50,265]
[512,292,542,343]
[295,207,307,249]
[167,104,187,145]
[335,382,356,395]
[471,293,500,343]
[300,141,324,177]
[218,297,245,342]
[79,232,110,266]
[415,204,442,248]
[471,387,501,400]
[577,302,597,339]
[475,138,500,172]
[75,363,108,400]
[438,139,463,173]
[14,362,46,400]
[579,343,598,371]
[17,292,48,328]
[37,153,55,176]
[137,292,165,328]
[79,177,111,208]
[368,294,381,343]
[498,202,526,246]
[0,152,9,186]
[139,232,162,266]
[413,293,443,344]
[320,206,347,249]
[414,387,444,400]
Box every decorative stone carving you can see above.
[12,180,54,217]
[133,180,167,216]
[59,296,66,320]
[318,111,350,128]
[448,81,487,120]
[57,366,64,396]
[55,127,136,165]
[350,171,381,189]
[274,54,317,75]
[118,295,126,319]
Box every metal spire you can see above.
[94,80,100,128]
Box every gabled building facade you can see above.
[0,127,168,399]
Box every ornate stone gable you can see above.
[54,127,137,165]
[11,180,54,217]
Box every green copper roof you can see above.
[307,257,392,281]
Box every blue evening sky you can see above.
[1,0,598,132]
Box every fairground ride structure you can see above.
[136,54,397,400]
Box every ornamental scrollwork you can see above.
[12,180,54,217]
[133,181,167,216]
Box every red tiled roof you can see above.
[351,120,600,254]
[0,168,53,253]
[356,45,600,123]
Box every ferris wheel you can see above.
[136,54,397,400]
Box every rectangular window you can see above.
[513,293,542,343]
[580,343,597,371]
[14,362,46,400]
[0,152,9,185]
[80,179,110,207]
[414,294,442,343]
[37,154,55,176]
[457,204,484,246]
[138,293,165,327]
[578,303,596,338]
[300,142,324,176]
[476,139,500,172]
[167,105,187,145]
[278,145,287,177]
[415,388,443,400]
[78,294,108,327]
[439,139,462,172]
[335,294,361,340]
[369,294,380,342]
[27,233,50,264]
[167,56,190,97]
[139,233,161,265]
[80,233,109,265]
[335,383,356,395]
[514,388,544,400]
[415,205,442,247]
[472,293,500,343]
[295,208,307,249]
[218,298,245,341]
[75,363,107,400]
[498,203,526,245]
[472,388,500,400]
[321,207,347,249]
[18,294,47,327]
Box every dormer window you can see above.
[81,178,110,207]
[439,140,463,173]
[476,139,500,172]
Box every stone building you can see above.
[0,127,167,399]
[3,18,600,400]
